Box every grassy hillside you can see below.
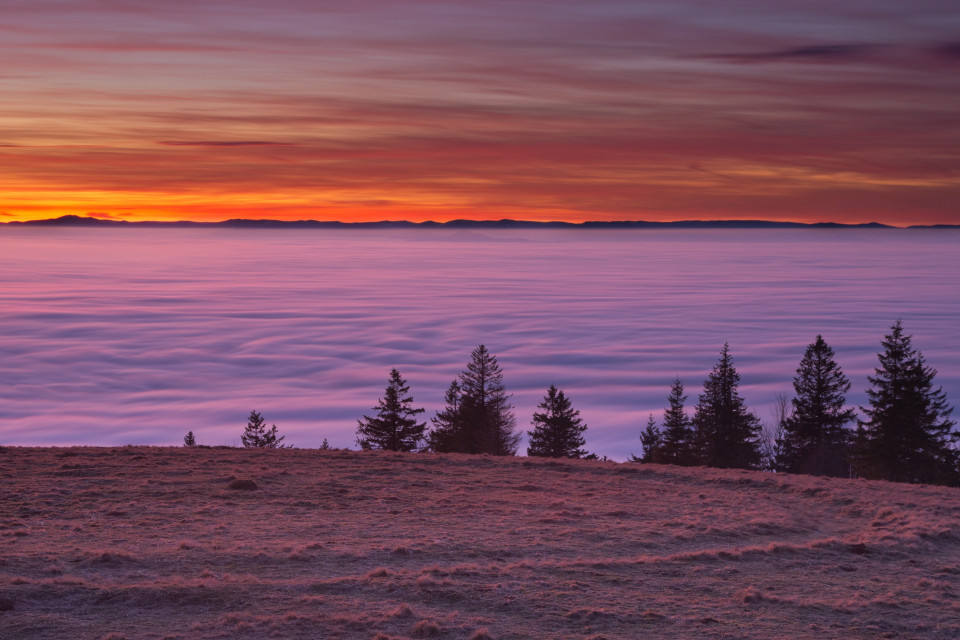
[2,447,959,639]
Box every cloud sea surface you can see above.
[1,228,957,459]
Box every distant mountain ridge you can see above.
[3,214,956,229]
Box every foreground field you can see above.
[2,447,959,639]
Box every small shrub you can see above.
[412,619,441,637]
[227,479,259,491]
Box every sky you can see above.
[1,0,959,224]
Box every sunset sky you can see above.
[2,1,959,224]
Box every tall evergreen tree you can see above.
[855,320,957,485]
[356,368,426,452]
[486,391,521,456]
[427,381,465,453]
[692,343,763,469]
[427,345,520,455]
[638,414,662,463]
[659,378,694,465]
[779,335,855,477]
[183,431,197,447]
[527,385,588,458]
[241,410,289,448]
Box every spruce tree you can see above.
[638,414,662,463]
[855,320,957,485]
[779,335,855,477]
[429,345,520,455]
[183,431,197,447]
[659,378,694,465]
[241,410,289,448]
[356,368,426,452]
[527,385,588,458]
[692,343,763,469]
[427,381,465,453]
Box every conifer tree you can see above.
[527,385,588,458]
[356,368,426,452]
[427,345,519,455]
[855,321,957,485]
[427,381,465,453]
[486,391,521,456]
[659,378,694,465]
[638,414,662,463]
[320,438,331,450]
[692,343,763,469]
[183,431,197,447]
[779,335,855,476]
[241,410,289,448]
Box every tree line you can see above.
[636,321,957,486]
[356,344,588,459]
[193,320,956,487]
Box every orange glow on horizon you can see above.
[2,1,958,227]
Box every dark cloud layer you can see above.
[713,43,881,63]
[0,229,956,459]
[933,42,960,60]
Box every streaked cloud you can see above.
[0,1,958,224]
[932,42,960,60]
[159,140,294,147]
[711,44,882,63]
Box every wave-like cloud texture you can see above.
[0,229,957,459]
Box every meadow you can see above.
[3,447,959,639]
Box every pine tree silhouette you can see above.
[241,410,289,448]
[779,335,854,476]
[527,385,588,458]
[659,378,694,465]
[638,414,662,463]
[692,343,763,469]
[428,345,519,455]
[855,320,957,485]
[356,368,426,452]
[428,381,465,453]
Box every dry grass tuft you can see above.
[226,478,258,491]
[640,610,667,621]
[742,587,772,604]
[389,604,414,618]
[565,607,615,620]
[412,618,441,637]
[79,550,135,565]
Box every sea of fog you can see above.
[0,227,957,459]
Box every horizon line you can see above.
[2,214,958,230]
